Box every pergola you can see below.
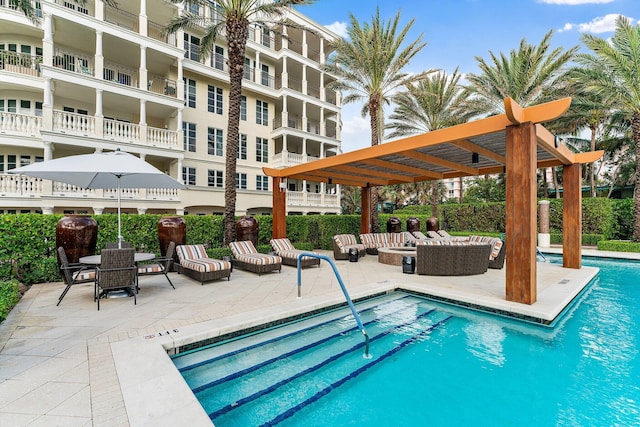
[263,98,603,305]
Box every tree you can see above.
[387,68,472,218]
[165,0,315,245]
[573,16,640,241]
[462,175,506,203]
[340,185,361,215]
[324,7,430,232]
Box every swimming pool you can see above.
[172,256,640,426]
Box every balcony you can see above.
[272,116,338,141]
[286,190,339,208]
[0,51,42,77]
[0,174,180,201]
[1,111,179,150]
[272,152,319,168]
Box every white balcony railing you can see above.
[0,175,44,196]
[0,112,42,135]
[284,190,340,208]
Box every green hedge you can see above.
[597,240,640,253]
[0,279,21,323]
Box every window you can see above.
[261,26,271,48]
[20,100,30,112]
[7,100,17,113]
[183,122,196,152]
[260,64,270,87]
[207,85,223,114]
[237,134,247,160]
[7,155,16,170]
[256,137,268,163]
[208,127,223,156]
[0,155,3,173]
[243,57,252,80]
[240,95,247,121]
[182,167,196,185]
[236,172,247,189]
[208,170,223,188]
[35,102,43,117]
[184,33,200,61]
[256,175,269,191]
[20,156,30,167]
[256,100,268,126]
[187,1,200,14]
[184,78,196,108]
[213,45,224,70]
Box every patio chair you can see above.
[105,241,132,249]
[175,244,232,284]
[269,238,320,268]
[137,241,176,289]
[229,241,282,275]
[56,246,96,306]
[94,248,137,310]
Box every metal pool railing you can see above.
[296,252,370,358]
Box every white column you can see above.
[95,89,104,138]
[43,142,53,161]
[319,37,325,64]
[302,30,308,57]
[139,0,148,37]
[140,99,147,125]
[95,89,103,117]
[95,31,104,77]
[137,207,148,215]
[43,13,53,67]
[302,64,307,95]
[93,206,105,215]
[41,206,54,215]
[255,51,261,84]
[177,159,183,183]
[177,58,184,100]
[43,78,53,132]
[140,46,147,90]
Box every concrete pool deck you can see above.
[1,247,637,426]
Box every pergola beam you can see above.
[400,149,479,175]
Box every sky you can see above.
[295,0,639,153]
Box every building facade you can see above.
[0,0,342,216]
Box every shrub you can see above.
[0,279,21,323]
[597,240,640,253]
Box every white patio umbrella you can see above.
[9,149,185,247]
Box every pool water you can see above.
[172,256,640,426]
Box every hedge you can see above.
[597,240,640,253]
[0,279,21,323]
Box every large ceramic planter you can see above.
[406,217,421,233]
[56,215,98,264]
[236,216,258,247]
[158,216,186,269]
[386,217,401,233]
[426,216,439,232]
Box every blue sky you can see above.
[296,0,638,152]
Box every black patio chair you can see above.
[137,241,176,289]
[94,248,137,310]
[57,246,96,306]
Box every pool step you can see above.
[173,295,451,426]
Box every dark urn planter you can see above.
[426,216,439,232]
[406,217,421,233]
[158,216,186,269]
[56,215,98,264]
[386,216,402,233]
[236,216,259,248]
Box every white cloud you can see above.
[558,13,633,34]
[539,0,615,4]
[325,21,348,38]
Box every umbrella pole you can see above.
[117,178,122,249]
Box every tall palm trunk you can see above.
[223,18,249,246]
[552,167,560,198]
[632,113,640,242]
[369,98,382,233]
[590,126,597,197]
[430,181,438,217]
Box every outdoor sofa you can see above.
[415,240,492,276]
[359,231,417,255]
[332,234,366,260]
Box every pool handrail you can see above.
[297,252,370,357]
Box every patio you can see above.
[0,247,618,426]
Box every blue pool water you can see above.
[172,256,640,426]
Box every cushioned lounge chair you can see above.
[175,244,231,285]
[229,241,282,275]
[269,238,320,268]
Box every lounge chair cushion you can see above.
[229,241,282,265]
[176,244,208,261]
[73,270,96,281]
[137,264,164,274]
[468,235,504,260]
[270,238,317,262]
[180,258,231,273]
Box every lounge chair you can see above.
[57,246,96,306]
[175,244,232,285]
[137,241,176,289]
[229,241,282,275]
[269,238,320,268]
[332,234,366,260]
[94,248,137,310]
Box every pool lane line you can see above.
[192,306,436,394]
[177,294,417,373]
[261,315,454,427]
[207,308,444,420]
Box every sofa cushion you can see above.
[181,258,231,273]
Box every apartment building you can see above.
[0,0,342,217]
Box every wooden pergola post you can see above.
[505,122,537,304]
[271,177,287,239]
[562,164,582,268]
[361,186,371,234]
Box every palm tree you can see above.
[165,0,315,245]
[464,30,577,117]
[573,16,640,241]
[324,7,431,232]
[387,68,472,217]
